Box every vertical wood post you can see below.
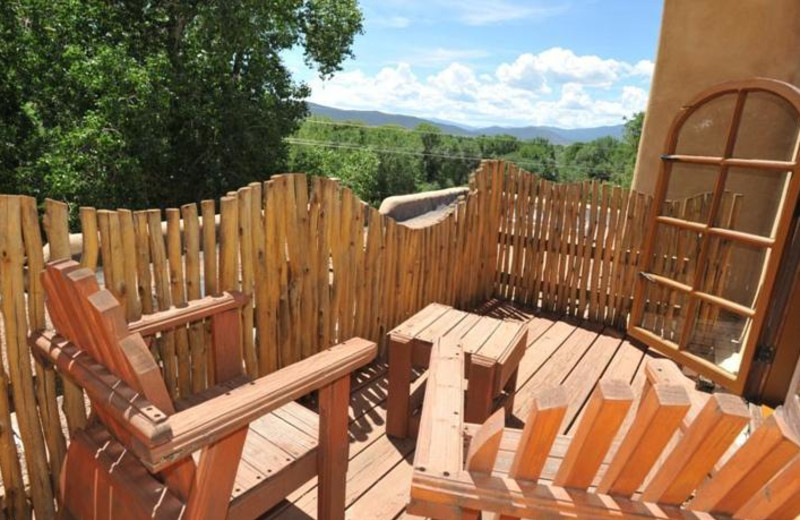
[318,375,351,520]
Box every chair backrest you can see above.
[41,259,177,417]
[464,359,800,519]
[41,259,198,500]
[412,338,800,520]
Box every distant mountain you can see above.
[306,102,624,145]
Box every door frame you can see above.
[628,78,800,394]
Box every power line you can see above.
[298,118,633,167]
[284,137,628,177]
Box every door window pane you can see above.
[675,92,738,157]
[687,302,751,376]
[648,223,703,285]
[699,237,768,309]
[714,167,790,238]
[663,163,719,225]
[733,91,800,161]
[638,278,688,345]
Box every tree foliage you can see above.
[1,0,363,210]
[288,112,644,203]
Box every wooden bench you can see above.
[408,338,800,519]
[30,260,377,520]
[386,303,527,438]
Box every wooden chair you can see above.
[409,338,800,520]
[30,259,377,520]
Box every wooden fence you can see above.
[0,159,742,517]
[0,163,505,519]
[491,164,741,334]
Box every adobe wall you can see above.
[634,0,800,196]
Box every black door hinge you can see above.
[756,343,776,364]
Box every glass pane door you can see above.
[629,80,800,393]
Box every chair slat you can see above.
[642,393,749,505]
[40,260,80,341]
[88,291,198,500]
[597,383,690,497]
[508,385,567,481]
[690,411,800,514]
[43,261,100,359]
[645,358,707,427]
[735,456,800,520]
[71,272,137,381]
[553,380,634,489]
[499,386,567,520]
[119,335,175,413]
[466,408,505,474]
[463,409,505,520]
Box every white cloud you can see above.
[495,48,653,93]
[308,48,652,128]
[630,59,655,78]
[428,63,481,100]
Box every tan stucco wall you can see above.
[633,0,800,196]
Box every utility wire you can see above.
[296,119,632,170]
[284,137,628,177]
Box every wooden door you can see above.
[628,79,800,393]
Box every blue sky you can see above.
[287,0,664,129]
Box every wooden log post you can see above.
[1,196,56,519]
[44,200,90,436]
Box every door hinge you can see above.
[756,343,777,364]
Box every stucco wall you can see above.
[379,187,468,224]
[633,0,800,196]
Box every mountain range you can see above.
[307,102,624,145]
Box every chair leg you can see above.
[465,362,495,424]
[318,375,351,520]
[504,368,519,414]
[387,337,413,438]
[184,427,248,520]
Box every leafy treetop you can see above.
[1,0,363,211]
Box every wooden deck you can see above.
[264,300,660,519]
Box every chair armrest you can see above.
[136,337,377,472]
[413,338,466,478]
[128,291,249,337]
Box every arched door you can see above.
[628,78,800,393]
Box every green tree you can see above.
[417,123,442,183]
[612,111,644,186]
[2,0,363,210]
[0,2,31,194]
[289,144,382,204]
[508,137,558,180]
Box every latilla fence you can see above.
[0,160,739,518]
[491,165,740,335]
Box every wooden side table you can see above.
[386,303,528,438]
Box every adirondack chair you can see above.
[30,259,377,520]
[409,338,800,520]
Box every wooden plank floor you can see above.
[264,300,661,519]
